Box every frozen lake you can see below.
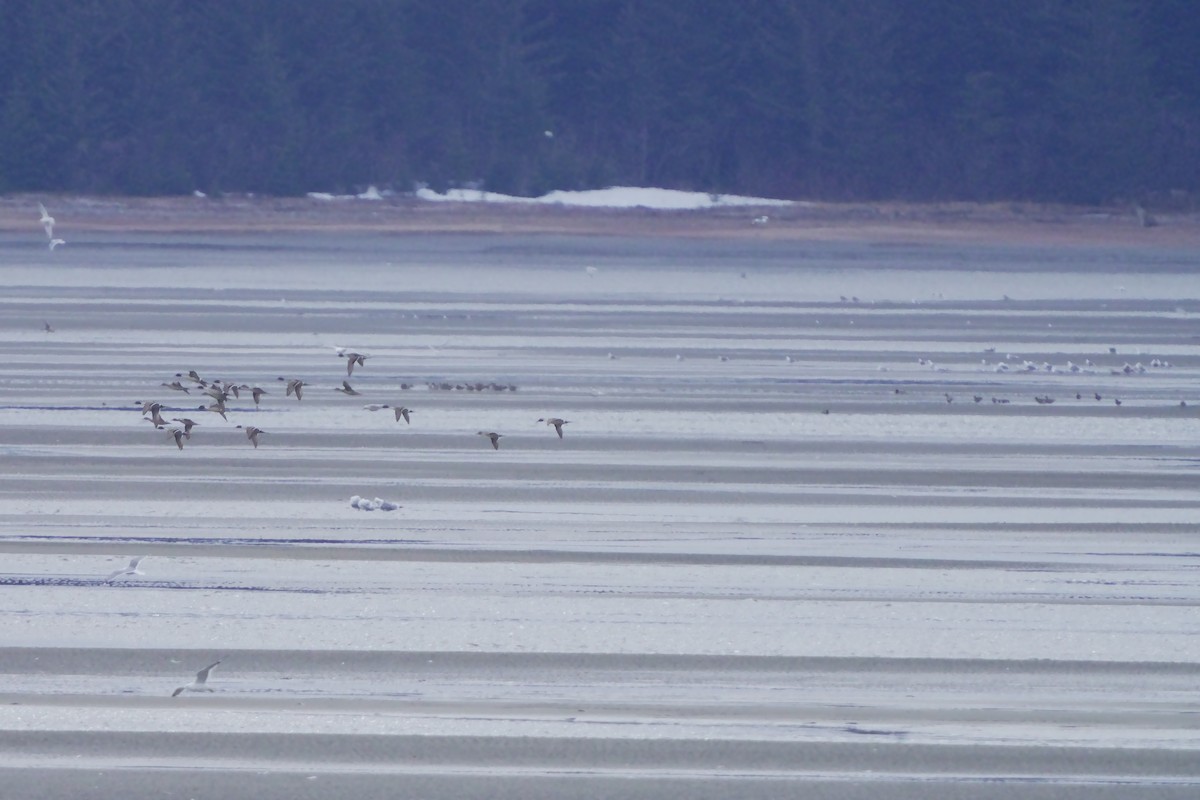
[1,227,1199,797]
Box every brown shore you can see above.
[2,192,1197,248]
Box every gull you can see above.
[236,425,264,448]
[335,380,361,396]
[277,377,305,401]
[104,555,146,583]
[172,658,222,697]
[38,203,55,238]
[48,238,66,251]
[537,417,569,438]
[477,431,503,450]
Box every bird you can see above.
[167,427,187,450]
[43,321,54,333]
[200,402,227,421]
[48,238,66,251]
[104,555,146,583]
[537,417,569,438]
[278,377,304,401]
[143,403,168,427]
[38,202,55,238]
[170,417,199,434]
[335,380,360,396]
[250,387,267,408]
[171,658,223,697]
[161,381,191,393]
[394,406,411,423]
[334,347,368,375]
[236,425,264,448]
[477,431,503,450]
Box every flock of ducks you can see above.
[139,347,569,452]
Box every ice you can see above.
[1,222,1198,795]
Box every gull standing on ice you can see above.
[104,555,146,583]
[537,417,569,438]
[172,658,223,697]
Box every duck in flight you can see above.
[477,431,503,450]
[537,417,569,438]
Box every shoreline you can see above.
[1,193,1198,248]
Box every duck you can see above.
[167,428,187,450]
[537,417,569,438]
[236,425,264,448]
[250,387,268,407]
[335,347,368,375]
[477,431,503,450]
[277,377,304,401]
[334,380,361,396]
[170,418,199,434]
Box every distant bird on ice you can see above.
[537,417,569,438]
[477,431,503,450]
[38,203,55,238]
[104,555,146,583]
[172,658,222,697]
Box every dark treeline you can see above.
[0,0,1197,204]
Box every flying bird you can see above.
[104,555,146,583]
[537,417,569,438]
[38,202,55,238]
[335,380,361,396]
[48,238,66,251]
[236,425,264,448]
[172,658,223,697]
[167,427,187,450]
[335,348,368,376]
[477,431,503,450]
[278,377,305,401]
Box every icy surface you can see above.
[0,226,1198,797]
